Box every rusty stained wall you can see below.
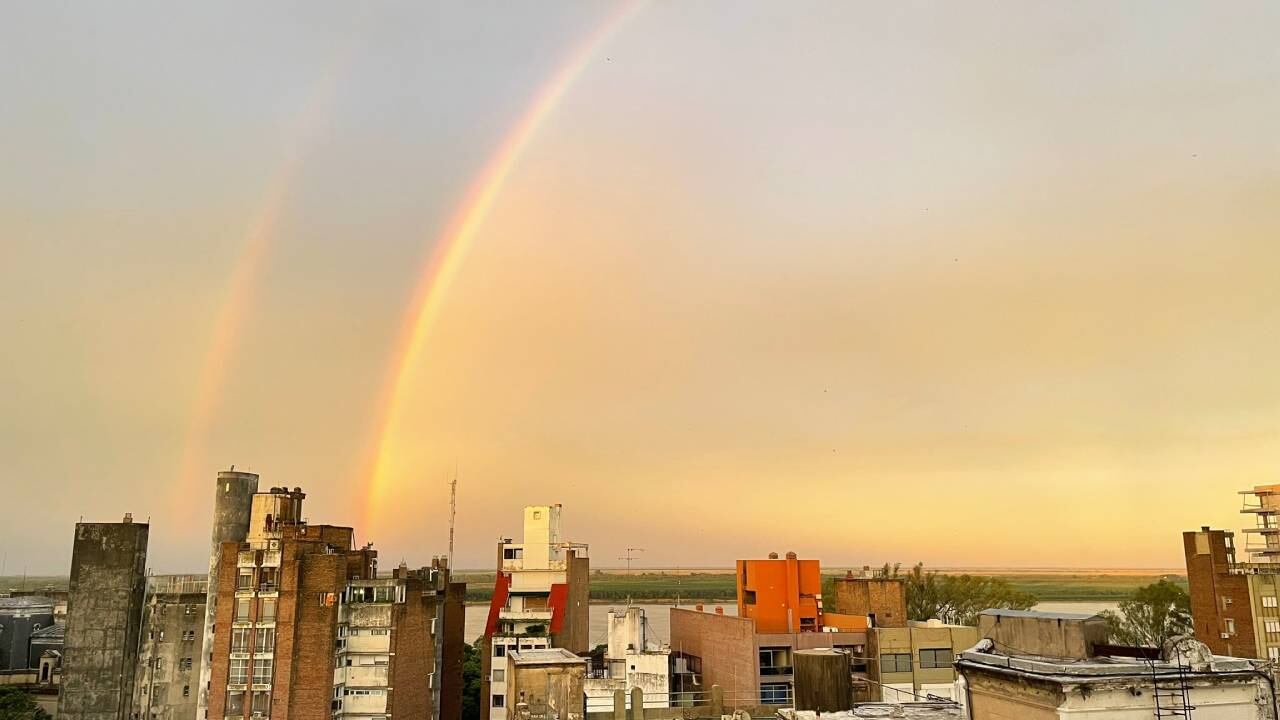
[132,591,207,720]
[59,521,150,720]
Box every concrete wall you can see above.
[977,611,1107,661]
[198,470,257,720]
[506,657,585,720]
[132,584,207,720]
[58,520,149,720]
[832,578,908,629]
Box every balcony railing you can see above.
[759,665,793,676]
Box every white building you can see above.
[956,610,1278,719]
[482,505,590,720]
[584,607,671,711]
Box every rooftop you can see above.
[508,648,587,666]
[31,624,65,640]
[779,704,961,719]
[979,608,1101,622]
[959,638,1260,682]
[0,596,56,610]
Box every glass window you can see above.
[229,658,249,685]
[494,644,506,657]
[1267,621,1280,634]
[374,587,392,603]
[179,658,193,671]
[1270,647,1280,661]
[492,669,504,682]
[183,686,190,698]
[255,628,275,653]
[231,628,250,653]
[492,695,505,708]
[1265,596,1279,608]
[259,567,278,589]
[919,648,953,669]
[1226,618,1237,634]
[252,658,273,685]
[235,598,251,622]
[761,683,792,704]
[251,691,270,714]
[226,691,245,715]
[881,653,912,673]
[258,598,277,622]
[238,570,253,590]
[743,590,757,605]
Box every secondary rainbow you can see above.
[361,1,645,531]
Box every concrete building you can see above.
[737,553,824,634]
[206,484,463,720]
[669,606,869,708]
[1184,484,1280,660]
[29,624,64,682]
[482,505,589,720]
[505,648,587,720]
[583,607,670,711]
[957,609,1277,719]
[868,621,978,703]
[59,514,150,720]
[132,575,209,720]
[199,469,259,720]
[831,570,909,629]
[0,596,55,670]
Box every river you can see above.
[462,600,1117,645]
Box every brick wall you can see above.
[387,578,431,720]
[1184,529,1257,658]
[669,609,758,702]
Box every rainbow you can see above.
[360,1,645,532]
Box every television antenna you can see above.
[618,547,645,572]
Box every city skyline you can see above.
[4,1,1280,573]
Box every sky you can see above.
[3,1,1279,575]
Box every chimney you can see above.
[768,552,779,560]
[122,513,133,524]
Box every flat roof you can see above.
[980,608,1102,621]
[508,648,587,666]
[779,704,960,719]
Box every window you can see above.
[761,683,792,704]
[185,604,198,615]
[252,658,273,685]
[238,570,254,590]
[1226,618,1237,635]
[259,567,279,590]
[743,590,757,605]
[1265,596,1279,608]
[494,644,506,657]
[229,658,249,685]
[232,628,250,653]
[374,586,392,603]
[881,653,913,673]
[1270,647,1280,662]
[1266,621,1280,634]
[182,686,190,698]
[492,669,505,682]
[371,628,389,635]
[255,628,275,653]
[1222,596,1234,607]
[759,648,790,675]
[503,548,523,560]
[235,598,252,622]
[258,598,277,622]
[492,695,505,708]
[226,691,245,715]
[251,691,270,714]
[179,658,193,672]
[182,630,196,642]
[919,648,953,669]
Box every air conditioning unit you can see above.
[269,540,280,550]
[1221,632,1232,639]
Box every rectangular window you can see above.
[235,598,252,622]
[492,668,504,682]
[494,644,506,657]
[881,653,913,673]
[371,628,389,636]
[252,658,273,685]
[1266,621,1280,634]
[1226,618,1237,635]
[258,597,277,622]
[185,604,198,615]
[502,548,523,560]
[374,586,392,603]
[232,628,250,653]
[251,691,270,714]
[229,658,249,685]
[238,570,254,590]
[255,628,276,653]
[760,683,792,704]
[1265,596,1279,608]
[492,695,505,708]
[258,567,279,590]
[1270,647,1280,662]
[743,590,757,605]
[182,630,196,642]
[1222,596,1234,607]
[179,657,193,672]
[183,686,190,698]
[226,691,245,715]
[919,648,953,669]
[759,647,790,675]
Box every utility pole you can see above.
[448,468,458,570]
[618,547,645,572]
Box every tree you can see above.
[461,639,482,720]
[1100,579,1191,648]
[0,688,50,720]
[899,563,1036,626]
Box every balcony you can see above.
[759,665,794,677]
[499,609,554,622]
[1229,563,1280,575]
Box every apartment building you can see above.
[737,553,823,634]
[1185,484,1280,660]
[505,649,587,720]
[206,485,464,720]
[133,574,209,720]
[583,607,670,711]
[481,505,589,720]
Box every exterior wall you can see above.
[1185,528,1260,658]
[977,611,1107,661]
[669,609,759,704]
[831,577,908,629]
[964,669,1061,720]
[506,657,586,720]
[200,470,258,720]
[558,552,590,653]
[736,557,823,634]
[132,577,208,720]
[0,598,55,670]
[59,520,150,720]
[867,624,975,702]
[440,581,467,720]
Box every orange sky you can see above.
[2,2,1278,573]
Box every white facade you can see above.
[584,608,671,711]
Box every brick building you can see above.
[206,485,464,720]
[831,570,908,629]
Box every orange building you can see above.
[736,552,824,633]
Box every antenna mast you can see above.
[618,547,645,572]
[448,468,458,569]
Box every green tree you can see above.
[461,639,482,720]
[0,688,50,720]
[900,563,1036,625]
[1099,578,1191,648]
